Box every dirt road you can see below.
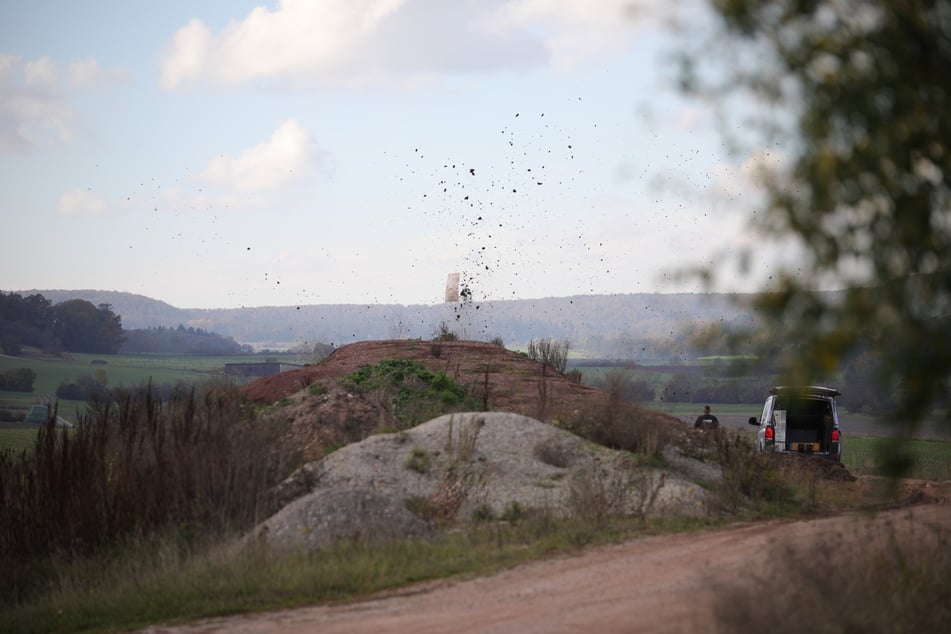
[144,503,950,634]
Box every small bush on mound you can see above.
[343,359,481,428]
[562,369,670,459]
[711,431,797,515]
[432,321,458,341]
[565,403,668,459]
[567,457,667,527]
[500,501,525,523]
[533,437,573,468]
[405,447,432,474]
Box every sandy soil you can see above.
[142,503,950,634]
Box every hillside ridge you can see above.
[13,289,756,351]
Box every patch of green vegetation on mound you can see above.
[343,359,482,427]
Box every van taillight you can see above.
[765,426,774,441]
[831,429,840,442]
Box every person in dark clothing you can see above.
[694,405,719,429]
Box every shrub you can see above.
[343,360,479,428]
[55,374,110,401]
[0,368,36,392]
[567,396,668,459]
[471,503,495,522]
[712,431,796,514]
[403,495,437,520]
[405,447,432,474]
[500,501,525,523]
[592,369,655,402]
[433,321,458,341]
[527,338,569,374]
[0,408,23,422]
[566,457,666,526]
[533,437,572,468]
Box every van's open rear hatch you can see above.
[774,397,832,453]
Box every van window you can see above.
[759,396,773,427]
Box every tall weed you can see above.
[711,431,795,514]
[0,381,295,604]
[567,456,666,526]
[565,392,668,459]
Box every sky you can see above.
[0,0,781,309]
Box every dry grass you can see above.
[0,381,296,605]
[712,509,951,634]
[564,396,670,459]
[567,456,667,527]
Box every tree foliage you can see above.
[1,293,124,355]
[1,293,253,356]
[0,293,55,353]
[686,1,951,447]
[0,368,36,393]
[120,325,252,355]
[53,299,124,354]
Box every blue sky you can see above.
[1,0,780,309]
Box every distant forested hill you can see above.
[20,290,189,328]
[17,290,755,356]
[180,294,754,353]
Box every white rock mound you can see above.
[253,412,708,552]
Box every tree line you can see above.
[1,292,250,357]
[1,292,122,355]
[120,325,252,355]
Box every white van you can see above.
[748,386,842,461]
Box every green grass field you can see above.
[842,436,951,481]
[0,351,312,426]
[651,401,761,420]
[0,427,41,454]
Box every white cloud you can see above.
[23,56,59,89]
[199,119,320,191]
[58,188,107,216]
[160,1,407,88]
[159,0,666,89]
[160,18,214,89]
[69,57,133,88]
[487,0,666,71]
[0,54,130,153]
[0,55,73,152]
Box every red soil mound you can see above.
[240,339,605,418]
